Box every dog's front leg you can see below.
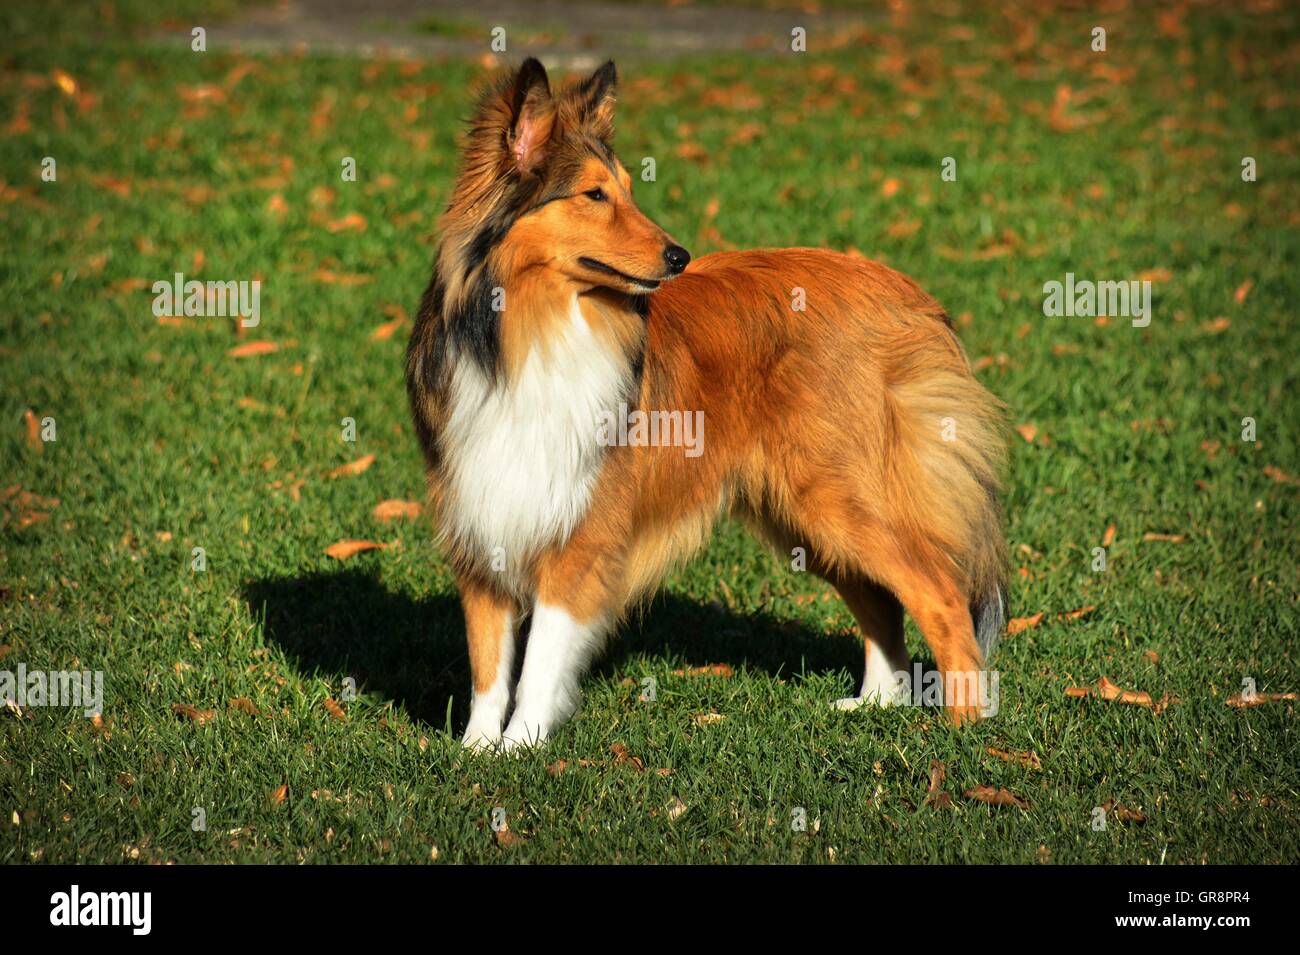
[501,542,619,751]
[458,574,519,750]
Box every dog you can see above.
[406,58,1008,750]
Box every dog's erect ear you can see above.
[506,58,554,174]
[576,60,617,142]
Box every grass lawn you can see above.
[1,0,1297,864]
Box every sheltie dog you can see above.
[407,58,1008,750]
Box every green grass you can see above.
[1,0,1298,864]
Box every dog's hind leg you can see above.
[829,575,911,711]
[459,575,519,750]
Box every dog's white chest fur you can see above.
[440,299,630,575]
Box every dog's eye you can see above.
[584,188,606,202]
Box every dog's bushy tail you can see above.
[887,333,1009,660]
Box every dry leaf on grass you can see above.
[227,340,279,358]
[327,454,375,479]
[987,746,1042,770]
[372,499,421,522]
[925,759,952,808]
[322,698,346,720]
[1233,280,1253,304]
[670,664,733,678]
[1226,691,1296,708]
[228,697,259,716]
[171,703,217,725]
[1142,532,1186,543]
[1102,523,1116,547]
[270,784,287,806]
[370,304,409,341]
[325,540,389,560]
[1066,676,1179,713]
[1100,799,1146,823]
[1006,605,1094,635]
[964,785,1030,809]
[1006,612,1044,635]
[23,410,41,451]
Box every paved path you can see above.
[177,0,877,64]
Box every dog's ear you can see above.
[576,60,617,142]
[506,58,554,174]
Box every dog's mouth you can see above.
[578,257,662,291]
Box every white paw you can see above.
[500,716,548,752]
[830,679,909,711]
[461,726,502,752]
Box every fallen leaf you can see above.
[327,454,375,479]
[670,664,733,678]
[228,697,259,716]
[171,703,216,725]
[666,797,688,820]
[964,785,1030,809]
[1263,465,1299,486]
[693,712,725,725]
[1100,799,1147,823]
[1226,691,1296,708]
[1015,424,1038,443]
[1233,280,1253,304]
[372,499,421,522]
[986,747,1042,770]
[1006,612,1044,635]
[1102,523,1116,547]
[1142,532,1185,543]
[325,212,367,233]
[23,410,41,451]
[227,340,279,358]
[270,784,288,806]
[925,759,952,807]
[322,698,346,720]
[325,540,388,560]
[881,177,901,198]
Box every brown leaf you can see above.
[323,698,346,720]
[1142,532,1185,543]
[327,454,375,479]
[370,304,409,341]
[670,664,734,678]
[1226,691,1296,708]
[987,746,1042,770]
[171,703,217,725]
[881,177,901,198]
[1100,799,1147,823]
[1015,423,1038,443]
[325,212,367,233]
[228,697,259,716]
[325,540,388,560]
[1006,612,1043,635]
[964,785,1030,809]
[1263,465,1299,486]
[1101,523,1116,547]
[372,499,421,522]
[1137,268,1173,283]
[1059,605,1096,622]
[23,410,41,451]
[1233,280,1253,304]
[270,784,288,806]
[925,759,952,807]
[227,340,279,358]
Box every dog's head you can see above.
[438,58,689,300]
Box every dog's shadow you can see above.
[243,569,861,732]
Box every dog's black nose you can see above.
[663,244,691,274]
